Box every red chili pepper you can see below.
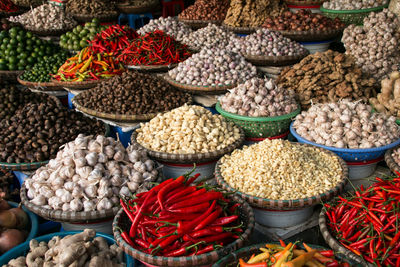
[193,243,223,255]
[193,232,234,244]
[209,215,240,226]
[185,173,201,185]
[194,206,223,231]
[169,202,210,214]
[319,250,334,257]
[120,199,136,223]
[165,186,196,205]
[170,191,223,209]
[158,176,185,210]
[163,241,205,257]
[325,261,340,267]
[129,190,155,238]
[116,226,135,248]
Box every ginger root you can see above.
[370,70,400,118]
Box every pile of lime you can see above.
[59,18,106,51]
[0,27,56,71]
[20,51,69,82]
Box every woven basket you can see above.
[272,27,345,42]
[117,3,159,14]
[72,95,192,123]
[178,19,222,29]
[126,64,177,72]
[384,147,400,174]
[24,26,74,37]
[131,127,245,164]
[213,242,352,266]
[290,123,400,162]
[221,23,259,34]
[215,142,348,210]
[20,183,119,223]
[113,193,255,267]
[319,208,374,267]
[320,3,389,26]
[51,79,103,90]
[244,51,309,67]
[70,12,118,23]
[285,0,325,5]
[216,102,300,138]
[0,160,49,171]
[17,76,64,91]
[163,75,236,95]
[0,70,24,82]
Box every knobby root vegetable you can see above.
[88,256,124,267]
[370,70,400,117]
[5,257,26,267]
[59,242,87,266]
[26,246,48,266]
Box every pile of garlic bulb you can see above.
[25,134,158,212]
[219,77,298,117]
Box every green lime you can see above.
[8,50,16,57]
[2,37,9,44]
[7,63,16,70]
[27,56,34,64]
[79,39,87,47]
[73,44,80,51]
[76,25,83,32]
[26,31,32,38]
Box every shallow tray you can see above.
[0,70,24,82]
[17,76,64,91]
[164,74,235,94]
[51,79,103,90]
[271,27,344,42]
[244,51,309,66]
[178,18,222,29]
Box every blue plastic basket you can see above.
[0,231,135,267]
[290,122,400,162]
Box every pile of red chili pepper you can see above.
[118,30,192,66]
[0,0,18,12]
[118,170,244,257]
[53,47,125,82]
[88,24,138,56]
[324,174,400,266]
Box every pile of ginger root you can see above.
[3,229,124,267]
[370,71,400,118]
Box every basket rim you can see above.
[20,182,120,222]
[384,147,400,174]
[131,126,245,163]
[243,50,309,66]
[163,74,237,92]
[51,78,104,89]
[178,18,222,26]
[17,76,65,91]
[125,64,178,71]
[216,102,301,122]
[320,2,388,13]
[0,160,49,171]
[290,122,400,153]
[319,207,374,266]
[215,142,348,209]
[113,193,255,266]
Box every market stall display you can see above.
[72,71,191,122]
[0,0,19,16]
[137,17,192,42]
[10,0,41,8]
[0,97,104,169]
[277,50,376,109]
[323,0,388,10]
[0,170,18,201]
[59,19,105,51]
[65,0,118,22]
[178,0,230,29]
[370,71,400,120]
[385,146,400,173]
[342,9,400,82]
[7,4,77,36]
[1,229,125,266]
[285,0,326,5]
[320,175,400,266]
[227,28,309,66]
[117,0,159,14]
[119,30,192,68]
[263,9,345,42]
[166,48,257,93]
[113,172,254,266]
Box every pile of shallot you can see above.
[25,134,158,212]
[168,48,257,86]
[219,77,298,117]
[293,100,400,149]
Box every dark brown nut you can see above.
[179,0,230,21]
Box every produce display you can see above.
[0,98,104,164]
[19,51,69,83]
[293,100,400,149]
[119,30,192,66]
[8,4,77,32]
[391,146,400,166]
[227,28,308,57]
[323,0,388,10]
[137,105,241,154]
[168,48,257,87]
[219,77,298,117]
[277,50,376,109]
[181,24,236,51]
[0,85,49,121]
[0,27,57,71]
[0,199,29,254]
[53,47,125,82]
[120,0,157,6]
[0,0,18,13]
[59,19,105,51]
[219,139,343,200]
[0,170,19,200]
[10,0,41,8]
[370,71,400,118]
[87,24,138,56]
[2,229,125,267]
[342,9,400,81]
[137,17,192,42]
[324,175,400,266]
[118,172,244,256]
[238,242,349,267]
[224,0,286,27]
[25,134,158,211]
[74,71,190,116]
[66,0,117,17]
[263,10,345,31]
[178,0,230,21]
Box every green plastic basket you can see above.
[320,3,389,25]
[215,102,301,138]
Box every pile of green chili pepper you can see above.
[118,170,243,257]
[324,174,400,266]
[118,30,192,66]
